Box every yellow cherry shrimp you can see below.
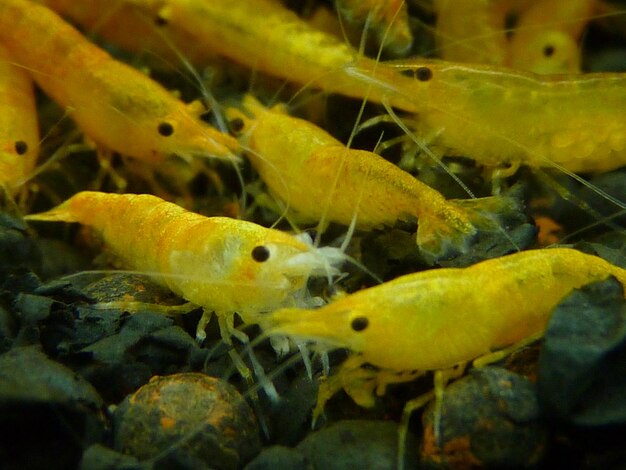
[508,0,598,73]
[0,43,39,198]
[256,247,626,469]
[0,0,239,170]
[347,59,626,180]
[25,191,346,379]
[227,94,527,264]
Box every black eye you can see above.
[251,245,270,262]
[415,66,432,82]
[158,122,174,136]
[543,45,555,57]
[351,316,369,332]
[154,14,168,26]
[14,141,28,155]
[229,118,245,134]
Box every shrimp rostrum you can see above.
[256,248,626,465]
[228,95,533,265]
[25,192,346,378]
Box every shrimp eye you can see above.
[351,316,369,332]
[543,45,555,57]
[229,118,245,134]
[158,122,174,136]
[154,14,168,26]
[252,245,270,262]
[14,141,28,155]
[415,66,432,82]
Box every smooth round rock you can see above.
[113,372,261,470]
[421,367,546,469]
[297,419,418,470]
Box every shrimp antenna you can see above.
[534,169,625,233]
[557,208,626,244]
[545,160,626,212]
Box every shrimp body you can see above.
[40,0,219,68]
[335,0,413,56]
[433,0,515,66]
[356,60,626,173]
[260,248,626,404]
[433,0,591,74]
[0,0,238,164]
[228,95,522,263]
[26,192,344,339]
[0,44,39,193]
[112,0,417,110]
[508,0,597,73]
[509,30,581,74]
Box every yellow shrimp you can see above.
[257,247,626,468]
[433,0,593,74]
[0,0,238,167]
[0,44,40,197]
[509,30,582,74]
[25,191,345,379]
[39,0,219,69]
[0,43,39,198]
[335,0,413,56]
[83,0,418,111]
[349,59,626,175]
[227,95,525,264]
[432,0,522,66]
[508,0,598,73]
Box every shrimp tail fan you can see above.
[417,185,537,266]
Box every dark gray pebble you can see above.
[297,419,418,470]
[538,277,626,426]
[0,346,105,470]
[421,367,546,469]
[244,445,309,470]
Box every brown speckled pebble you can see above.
[113,372,261,470]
